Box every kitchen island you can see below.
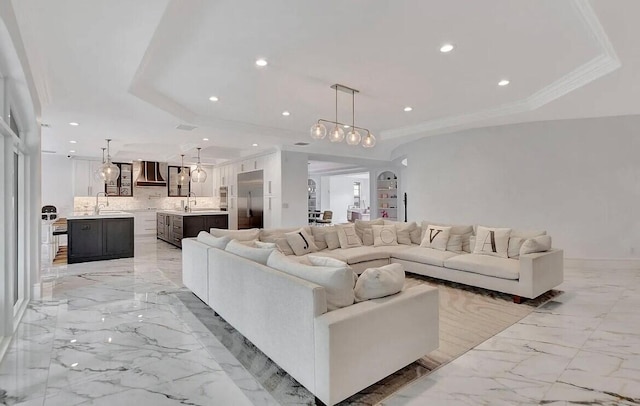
[67,211,134,263]
[157,210,228,248]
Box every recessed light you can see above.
[343,125,350,129]
[69,122,79,126]
[404,106,413,112]
[252,143,258,147]
[69,140,77,144]
[282,111,290,116]
[255,58,268,67]
[440,44,454,53]
[208,96,219,102]
[498,79,510,86]
[202,138,209,141]
[69,150,76,153]
[137,158,143,161]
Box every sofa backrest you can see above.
[206,247,326,392]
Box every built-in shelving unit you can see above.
[377,171,398,221]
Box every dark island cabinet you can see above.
[157,213,228,248]
[68,217,134,263]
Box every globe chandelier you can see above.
[97,139,120,183]
[310,84,376,148]
[177,154,190,186]
[191,147,207,183]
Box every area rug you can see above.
[177,274,562,406]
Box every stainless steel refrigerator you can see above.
[237,170,264,229]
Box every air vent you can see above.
[41,150,56,154]
[41,123,51,128]
[294,142,310,146]
[176,124,197,131]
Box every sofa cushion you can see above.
[210,228,260,241]
[512,229,547,239]
[285,228,319,256]
[520,235,552,256]
[372,225,398,247]
[473,226,511,259]
[410,227,422,245]
[421,221,474,237]
[255,241,277,249]
[507,237,525,259]
[392,246,459,267]
[267,251,355,310]
[314,246,391,265]
[362,229,374,246]
[446,234,463,253]
[354,263,405,301]
[444,253,520,280]
[225,239,275,265]
[336,224,363,249]
[197,231,230,249]
[325,231,341,250]
[354,218,384,242]
[420,225,451,251]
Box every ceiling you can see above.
[11,0,640,164]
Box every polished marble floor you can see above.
[1,237,639,405]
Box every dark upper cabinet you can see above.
[105,163,133,197]
[167,166,191,197]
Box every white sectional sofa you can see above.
[182,238,440,406]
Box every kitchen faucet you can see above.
[94,192,109,214]
[186,192,197,212]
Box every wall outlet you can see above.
[282,202,289,209]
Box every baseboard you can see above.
[565,258,640,270]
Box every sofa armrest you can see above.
[181,238,211,303]
[313,285,439,405]
[518,249,564,298]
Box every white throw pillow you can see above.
[474,226,512,258]
[354,219,384,241]
[210,228,260,241]
[372,225,398,247]
[420,225,452,251]
[446,234,463,252]
[362,229,374,246]
[272,238,295,255]
[225,239,275,265]
[285,228,318,256]
[410,227,422,245]
[196,231,230,249]
[325,231,341,250]
[520,235,552,256]
[512,229,547,239]
[336,224,363,249]
[354,263,405,301]
[396,222,417,245]
[310,226,337,250]
[267,251,355,310]
[508,237,525,259]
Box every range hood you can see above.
[135,161,167,187]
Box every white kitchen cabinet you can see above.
[262,152,280,197]
[228,164,237,197]
[263,196,281,229]
[73,159,105,196]
[133,211,157,236]
[228,197,238,229]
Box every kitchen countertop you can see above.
[67,211,135,220]
[157,210,228,216]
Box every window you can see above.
[353,182,361,208]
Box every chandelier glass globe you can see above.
[310,123,327,139]
[345,129,361,145]
[177,154,190,186]
[192,166,207,183]
[328,126,345,143]
[101,161,120,183]
[361,132,376,148]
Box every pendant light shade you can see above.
[346,129,361,145]
[177,154,190,186]
[310,122,327,139]
[362,132,376,148]
[329,126,345,143]
[98,139,120,183]
[93,147,107,183]
[192,147,207,183]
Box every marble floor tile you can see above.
[2,239,640,406]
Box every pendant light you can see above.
[177,154,190,186]
[98,139,120,183]
[191,147,207,183]
[311,84,374,148]
[345,90,362,146]
[93,147,107,183]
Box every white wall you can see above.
[397,115,640,260]
[41,154,74,217]
[280,151,308,227]
[326,174,370,224]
